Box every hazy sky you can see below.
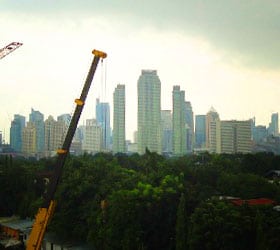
[1,0,280,142]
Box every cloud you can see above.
[3,0,280,69]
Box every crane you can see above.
[26,49,107,250]
[0,42,23,60]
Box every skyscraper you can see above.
[172,86,186,156]
[195,115,206,148]
[83,119,102,153]
[29,108,45,153]
[44,115,56,153]
[96,99,111,151]
[206,107,220,152]
[137,70,161,154]
[185,101,194,153]
[44,115,68,156]
[22,122,36,156]
[268,113,279,136]
[113,84,126,154]
[161,110,173,154]
[10,114,25,152]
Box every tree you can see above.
[175,193,187,250]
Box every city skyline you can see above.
[2,1,280,142]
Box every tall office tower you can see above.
[185,101,194,153]
[215,120,252,154]
[83,119,102,154]
[195,115,206,148]
[22,122,36,156]
[44,115,65,156]
[206,107,220,152]
[96,98,111,151]
[57,113,71,144]
[29,108,45,153]
[113,84,126,154]
[74,125,85,144]
[10,114,25,152]
[44,115,56,153]
[253,125,267,143]
[161,110,173,154]
[57,113,71,126]
[268,113,279,136]
[172,86,186,156]
[137,70,161,154]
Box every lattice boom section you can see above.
[0,42,23,59]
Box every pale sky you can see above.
[1,0,280,142]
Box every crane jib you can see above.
[26,49,106,250]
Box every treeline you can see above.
[1,152,280,249]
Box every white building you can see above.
[137,70,161,154]
[172,86,186,156]
[83,119,102,154]
[113,84,126,154]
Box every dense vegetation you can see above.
[1,152,280,249]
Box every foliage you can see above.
[1,152,280,249]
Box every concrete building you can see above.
[10,114,25,152]
[195,115,206,148]
[215,120,252,154]
[96,99,111,151]
[161,110,173,154]
[185,101,194,153]
[44,115,68,157]
[137,70,161,154]
[113,84,126,154]
[172,86,186,156]
[29,108,45,153]
[253,125,267,143]
[83,119,102,154]
[22,122,36,156]
[206,107,220,152]
[44,115,57,154]
[268,113,279,136]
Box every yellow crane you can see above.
[26,49,107,250]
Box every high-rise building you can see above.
[268,113,279,136]
[44,115,68,157]
[57,113,71,126]
[83,119,102,154]
[96,99,111,151]
[185,101,194,153]
[22,122,36,156]
[29,108,45,153]
[206,107,220,152]
[253,125,267,143]
[10,114,25,152]
[44,115,56,153]
[137,70,161,154]
[57,113,71,146]
[172,86,186,156]
[195,115,206,148]
[113,84,126,154]
[161,110,172,154]
[215,120,252,154]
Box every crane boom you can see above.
[0,42,23,60]
[26,49,107,250]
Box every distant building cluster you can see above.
[1,70,280,158]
